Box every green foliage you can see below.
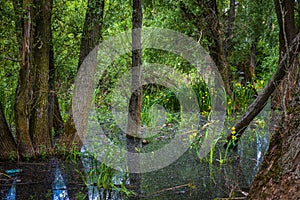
[141,84,180,126]
[0,0,19,125]
[75,191,87,200]
[52,0,87,121]
[103,0,131,35]
[229,0,278,80]
[232,82,257,112]
[72,151,133,198]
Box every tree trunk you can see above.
[0,102,17,160]
[58,0,105,151]
[29,0,53,152]
[127,0,143,140]
[248,60,300,199]
[126,0,143,198]
[13,0,54,158]
[204,0,233,98]
[271,0,297,117]
[248,1,300,199]
[14,0,35,158]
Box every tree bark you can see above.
[14,0,35,158]
[13,0,55,158]
[48,28,64,140]
[204,0,233,98]
[0,102,18,160]
[126,0,143,198]
[248,1,300,199]
[271,0,297,106]
[29,0,53,152]
[127,0,143,140]
[58,0,105,151]
[248,51,300,200]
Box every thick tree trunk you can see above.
[14,0,35,158]
[58,0,105,151]
[30,0,53,152]
[0,102,18,160]
[248,59,300,200]
[13,0,54,159]
[248,1,300,199]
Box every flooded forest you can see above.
[0,0,300,199]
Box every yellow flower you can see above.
[145,95,149,99]
[228,101,231,105]
[231,127,236,135]
[260,80,264,85]
[232,135,237,140]
[189,132,197,140]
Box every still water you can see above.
[0,111,270,200]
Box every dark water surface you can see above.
[0,113,270,200]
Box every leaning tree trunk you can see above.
[248,59,300,199]
[0,102,17,160]
[58,0,105,152]
[248,0,300,199]
[224,32,300,149]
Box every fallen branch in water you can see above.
[142,183,195,198]
[0,172,12,179]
